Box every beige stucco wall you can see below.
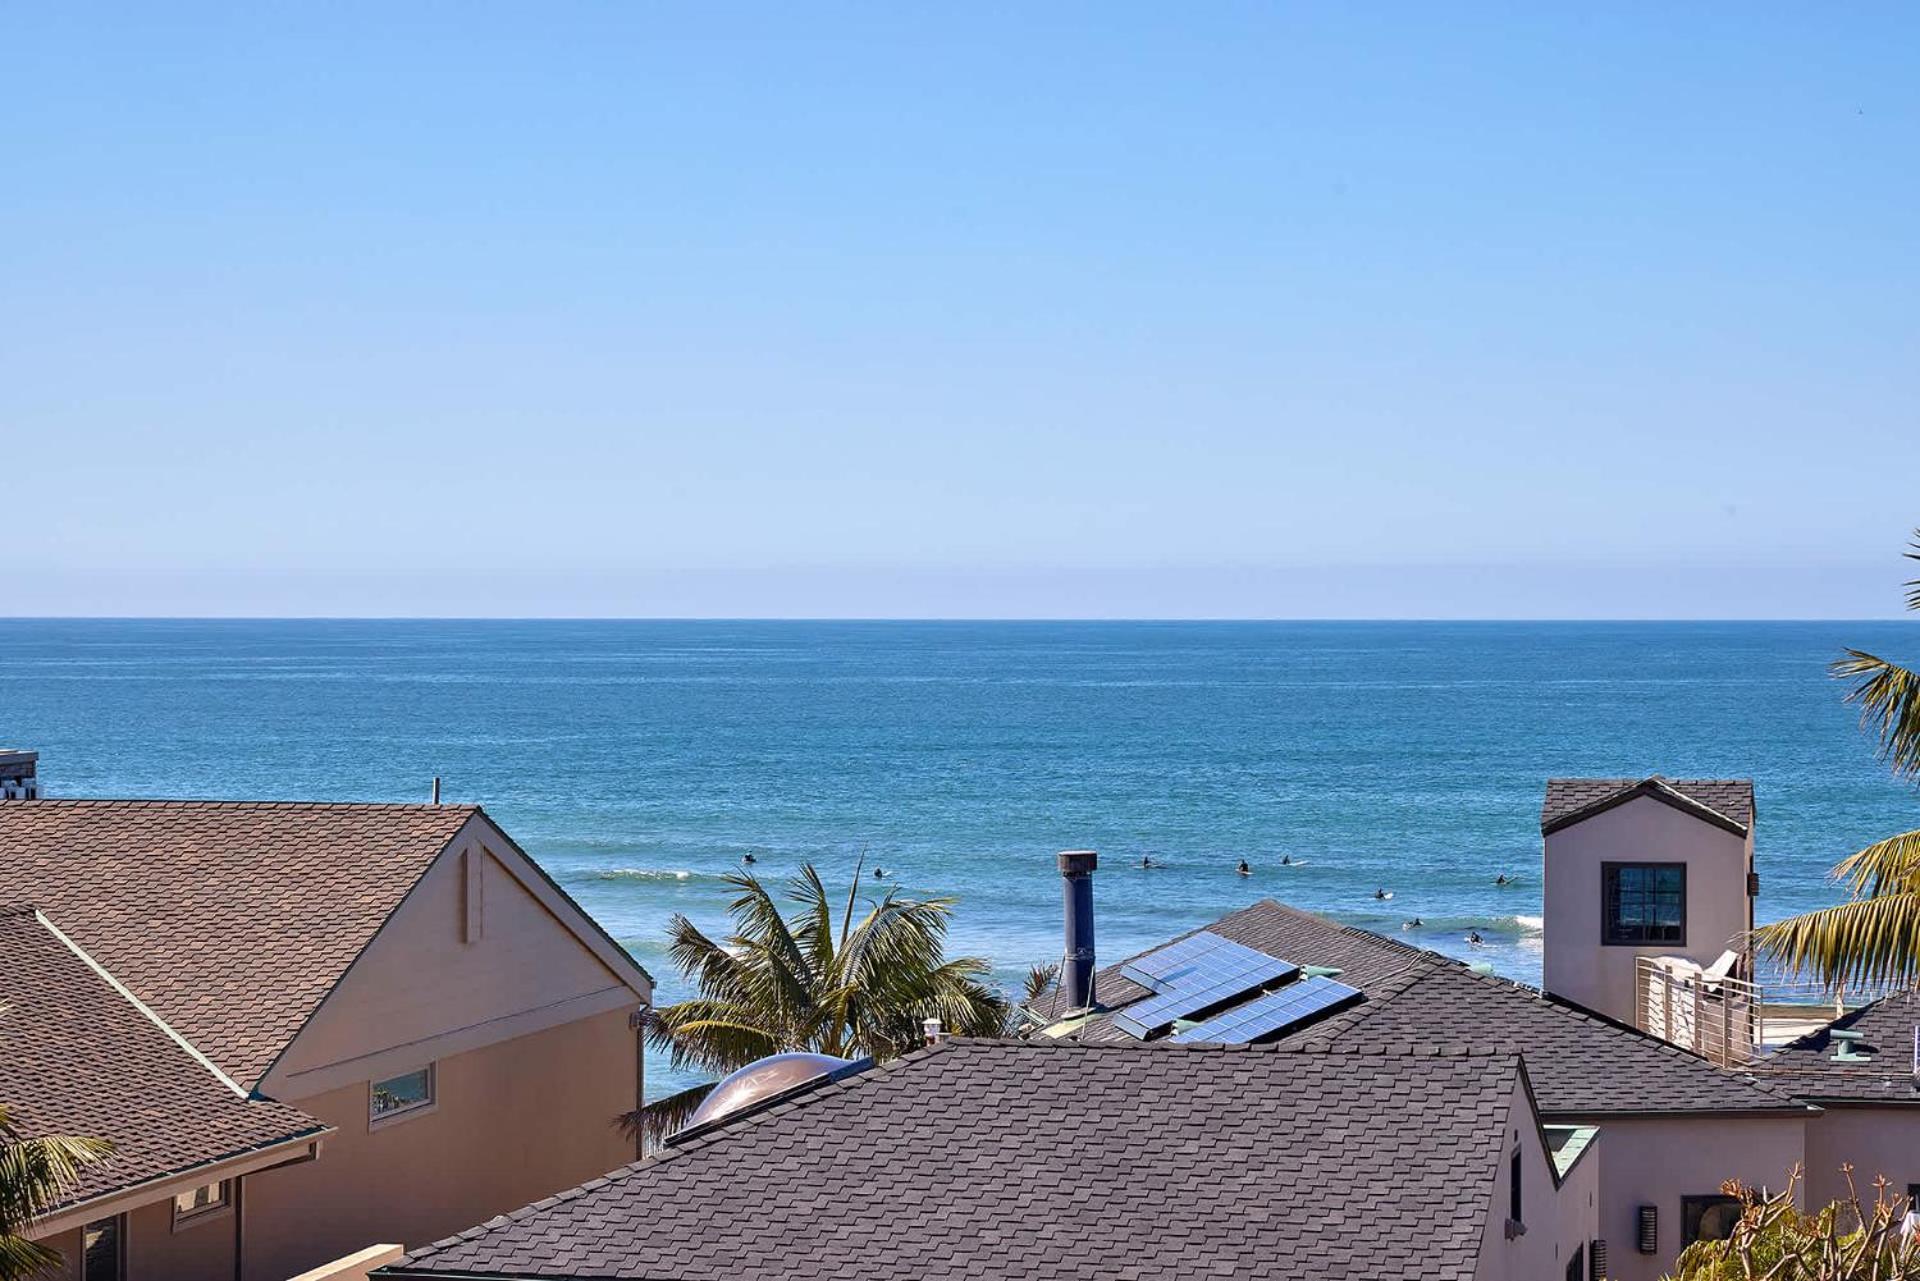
[33,1194,238,1281]
[1585,1113,1806,1281]
[1804,1106,1920,1210]
[245,1006,638,1280]
[1542,795,1753,1025]
[1475,1080,1599,1281]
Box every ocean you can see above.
[3,618,1915,1097]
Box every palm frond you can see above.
[1832,828,1920,898]
[1832,649,1920,780]
[1023,962,1060,1003]
[1753,891,1920,991]
[615,1081,717,1152]
[1903,527,1920,613]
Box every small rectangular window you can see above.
[370,1064,435,1121]
[83,1216,122,1281]
[1603,862,1687,945]
[1683,1194,1741,1246]
[172,1179,230,1226]
[1510,1147,1523,1225]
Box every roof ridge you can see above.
[30,909,251,1099]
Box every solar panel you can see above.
[1113,935,1299,1039]
[1119,931,1291,994]
[1168,975,1363,1044]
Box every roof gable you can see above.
[1541,777,1753,836]
[0,800,479,1084]
[382,1040,1518,1281]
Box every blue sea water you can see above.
[3,618,1916,1097]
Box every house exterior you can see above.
[0,800,653,1281]
[373,1038,1598,1281]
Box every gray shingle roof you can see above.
[1756,991,1920,1104]
[1034,899,1803,1117]
[0,800,479,1084]
[0,906,327,1209]
[381,1039,1521,1281]
[1541,777,1753,835]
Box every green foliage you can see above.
[0,1005,113,1281]
[1754,530,1920,991]
[622,856,1007,1147]
[1666,1166,1920,1280]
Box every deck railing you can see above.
[1635,957,1765,1067]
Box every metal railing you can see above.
[1635,957,1766,1067]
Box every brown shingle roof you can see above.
[0,801,477,1085]
[1034,899,1803,1117]
[1541,777,1754,835]
[381,1039,1520,1281]
[1756,991,1920,1104]
[0,906,325,1209]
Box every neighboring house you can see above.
[0,800,653,1281]
[373,1038,1598,1281]
[1025,893,1808,1281]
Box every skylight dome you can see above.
[685,1052,861,1131]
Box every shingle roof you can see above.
[0,906,326,1209]
[1756,991,1920,1104]
[381,1039,1520,1281]
[1034,899,1803,1117]
[1541,777,1754,835]
[0,800,478,1085]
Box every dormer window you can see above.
[1603,863,1686,945]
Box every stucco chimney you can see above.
[0,750,39,801]
[1058,850,1098,1013]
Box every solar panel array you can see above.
[1169,975,1363,1044]
[1113,932,1299,1038]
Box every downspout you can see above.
[631,1006,649,1160]
[233,1172,245,1281]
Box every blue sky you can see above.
[3,4,1917,617]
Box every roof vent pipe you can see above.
[1058,850,1098,1013]
[923,1017,944,1046]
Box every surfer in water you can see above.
[1373,888,1392,901]
[1280,854,1292,866]
[742,853,757,866]
[1402,917,1423,930]
[1139,855,1155,869]
[1236,859,1251,876]
[1466,929,1486,946]
[873,868,888,881]
[1494,873,1512,886]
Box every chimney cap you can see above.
[1058,850,1098,875]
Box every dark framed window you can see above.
[1683,1195,1741,1246]
[1510,1147,1523,1225]
[1603,862,1687,945]
[83,1215,123,1281]
[172,1178,231,1228]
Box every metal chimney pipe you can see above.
[1058,850,1098,1012]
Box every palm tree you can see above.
[0,1009,112,1281]
[1754,531,1920,990]
[624,856,1008,1145]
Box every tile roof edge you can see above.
[31,908,250,1099]
[48,1116,334,1219]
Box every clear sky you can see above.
[4,4,1917,618]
